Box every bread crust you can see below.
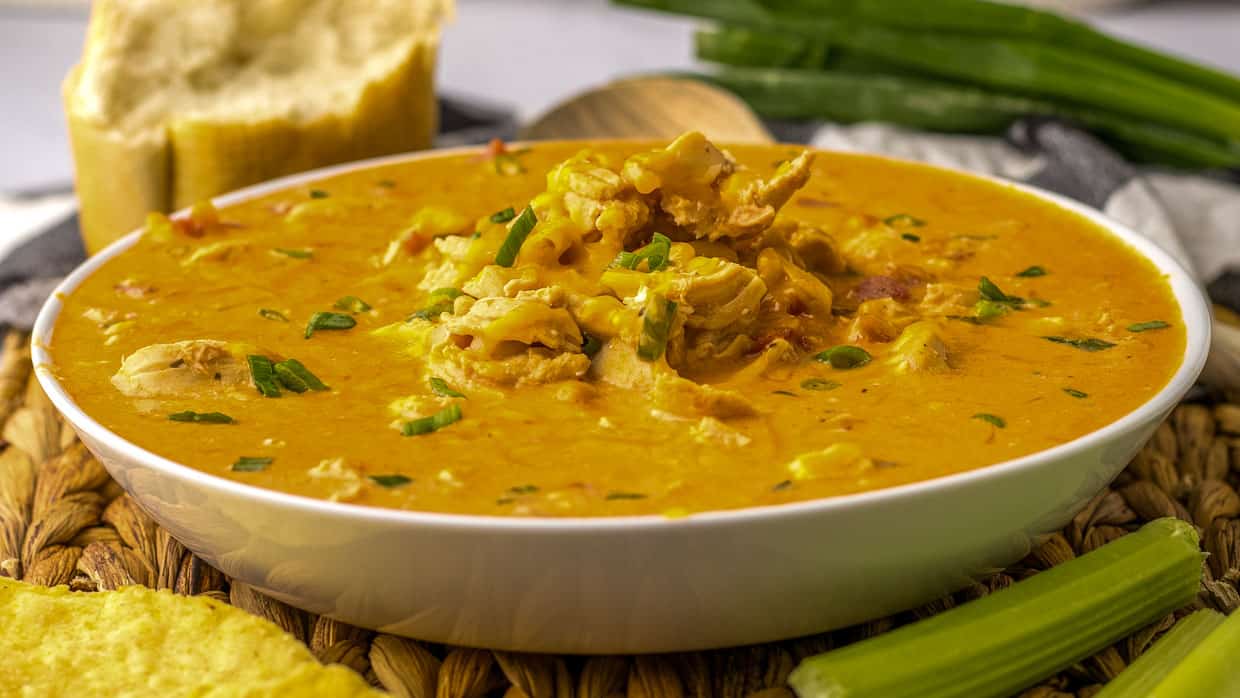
[64,65,172,254]
[169,36,439,210]
[64,3,448,254]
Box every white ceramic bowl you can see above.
[34,148,1211,654]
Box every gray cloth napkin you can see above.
[3,110,1238,328]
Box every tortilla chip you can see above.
[0,577,382,697]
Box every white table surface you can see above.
[1,0,1238,194]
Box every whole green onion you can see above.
[701,66,1240,170]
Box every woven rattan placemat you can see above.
[2,329,1237,698]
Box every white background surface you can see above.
[1,0,1239,193]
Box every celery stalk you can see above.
[787,518,1204,698]
[1146,608,1240,697]
[1095,610,1224,698]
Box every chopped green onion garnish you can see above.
[883,213,925,227]
[333,296,371,313]
[409,302,454,322]
[369,474,412,488]
[581,332,603,357]
[978,276,1023,305]
[814,345,871,370]
[1063,388,1088,399]
[304,311,356,339]
[493,152,525,176]
[773,389,798,397]
[274,248,313,259]
[401,404,463,437]
[231,456,273,472]
[772,480,793,492]
[168,411,234,424]
[605,491,647,501]
[947,315,984,325]
[974,275,1047,319]
[610,233,672,272]
[274,359,328,392]
[1042,336,1116,352]
[428,377,465,398]
[612,251,639,269]
[409,288,463,321]
[1016,266,1047,277]
[494,205,537,267]
[247,355,281,398]
[637,294,677,362]
[1128,320,1170,332]
[429,287,463,301]
[788,518,1204,698]
[309,189,329,199]
[489,207,516,223]
[258,308,288,322]
[974,300,1011,321]
[901,233,921,242]
[509,485,539,495]
[377,179,396,188]
[272,365,306,393]
[801,378,841,391]
[973,413,1006,428]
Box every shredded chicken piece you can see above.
[756,248,833,318]
[307,458,363,502]
[111,339,255,398]
[540,151,651,246]
[887,321,951,373]
[588,339,755,419]
[783,222,847,275]
[463,265,542,299]
[723,339,799,383]
[391,133,888,420]
[787,443,873,481]
[620,132,813,242]
[432,348,591,389]
[919,283,977,317]
[690,417,752,448]
[417,235,482,292]
[181,240,251,267]
[427,296,590,389]
[849,298,919,343]
[438,297,583,357]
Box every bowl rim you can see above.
[33,142,1213,533]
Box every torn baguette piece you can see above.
[64,0,452,253]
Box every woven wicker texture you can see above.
[2,329,1237,698]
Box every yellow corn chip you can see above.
[0,577,382,697]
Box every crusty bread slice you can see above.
[64,0,451,253]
